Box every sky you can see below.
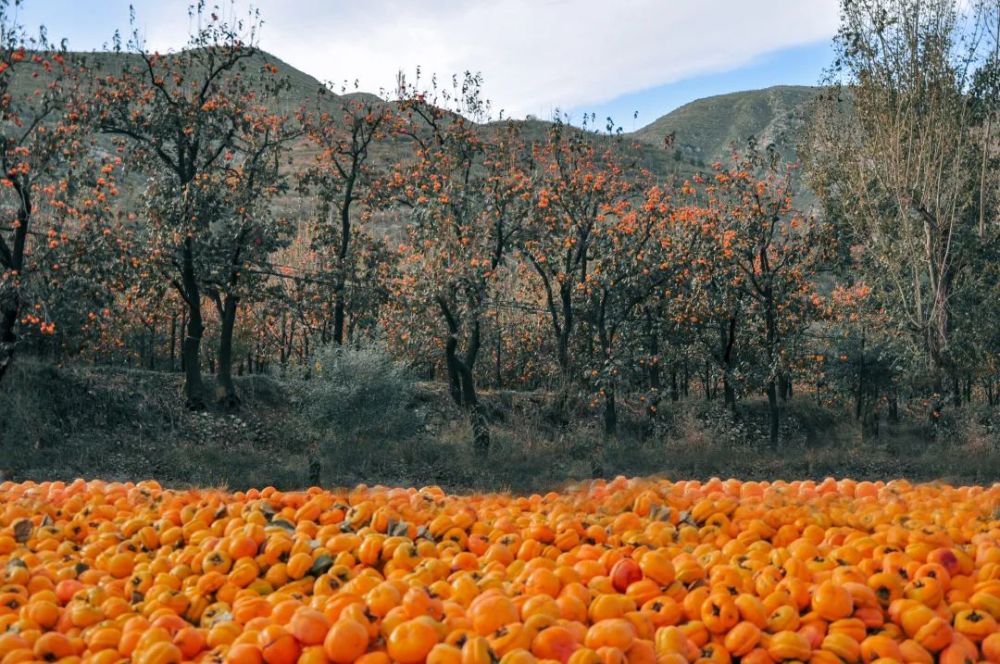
[16,0,842,129]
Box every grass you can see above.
[1,360,998,492]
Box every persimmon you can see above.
[531,625,578,662]
[982,632,1000,663]
[722,621,760,657]
[426,642,463,664]
[288,607,331,646]
[584,619,635,651]
[134,641,183,664]
[26,600,59,629]
[953,608,997,642]
[811,581,853,621]
[470,593,519,635]
[609,560,641,594]
[386,618,439,664]
[0,478,994,664]
[767,630,811,662]
[173,628,207,659]
[257,625,300,664]
[225,643,263,664]
[322,618,368,664]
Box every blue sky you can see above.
[564,41,835,131]
[16,0,841,128]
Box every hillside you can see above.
[36,51,817,182]
[632,85,819,167]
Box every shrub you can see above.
[299,344,423,448]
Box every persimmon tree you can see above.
[519,123,637,410]
[693,145,825,445]
[0,3,113,382]
[301,86,391,345]
[580,179,666,438]
[201,112,298,406]
[634,193,708,414]
[95,3,297,408]
[33,151,135,365]
[382,73,531,455]
[673,173,748,414]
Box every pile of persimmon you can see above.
[0,477,998,664]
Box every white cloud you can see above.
[134,0,841,119]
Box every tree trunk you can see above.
[443,334,463,408]
[215,294,240,410]
[181,304,206,410]
[494,327,502,390]
[670,367,679,402]
[763,290,780,446]
[308,453,321,486]
[779,373,792,402]
[465,389,490,458]
[888,390,899,423]
[646,311,661,417]
[590,436,605,479]
[332,158,359,345]
[180,310,188,372]
[439,298,490,456]
[179,241,206,410]
[767,380,779,447]
[451,344,490,457]
[861,407,879,441]
[0,193,29,387]
[603,389,617,437]
[279,312,288,367]
[723,376,736,412]
[720,317,738,414]
[855,378,864,420]
[0,306,17,385]
[556,284,574,380]
[169,314,177,372]
[332,295,346,346]
[148,323,156,370]
[557,330,571,380]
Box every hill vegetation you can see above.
[634,85,818,166]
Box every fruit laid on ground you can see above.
[0,477,997,664]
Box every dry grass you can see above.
[2,361,998,491]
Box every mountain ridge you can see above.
[33,49,820,179]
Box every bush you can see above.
[299,344,423,448]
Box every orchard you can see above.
[0,477,998,664]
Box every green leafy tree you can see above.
[807,0,999,402]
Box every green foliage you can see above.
[806,0,999,394]
[299,343,422,446]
